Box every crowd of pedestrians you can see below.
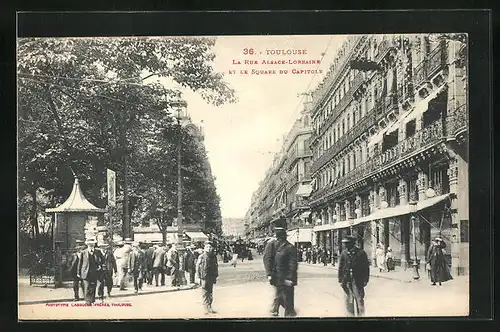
[69,238,206,305]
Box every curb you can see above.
[298,262,418,283]
[19,284,199,306]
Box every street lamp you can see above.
[172,97,188,285]
[409,200,420,280]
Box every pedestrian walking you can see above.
[97,243,117,299]
[167,244,180,287]
[144,242,155,285]
[197,240,219,314]
[68,240,85,301]
[152,244,166,286]
[338,235,370,317]
[128,242,146,293]
[263,218,298,317]
[385,247,395,272]
[184,244,197,284]
[426,237,453,286]
[230,251,238,267]
[77,238,104,305]
[376,243,386,272]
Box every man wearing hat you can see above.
[184,243,197,285]
[128,242,146,293]
[197,240,219,314]
[263,217,298,317]
[338,235,370,316]
[152,244,166,286]
[69,240,85,301]
[77,238,104,305]
[97,242,117,299]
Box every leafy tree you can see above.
[18,37,235,240]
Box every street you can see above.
[19,253,469,319]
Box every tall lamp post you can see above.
[409,200,420,280]
[173,97,188,285]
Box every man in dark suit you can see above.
[97,243,117,299]
[77,238,104,305]
[144,242,155,285]
[152,244,166,286]
[184,244,197,284]
[69,240,85,301]
[197,240,219,314]
[263,218,298,317]
[128,242,146,293]
[338,235,370,316]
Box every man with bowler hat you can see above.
[197,240,219,314]
[69,239,85,301]
[263,217,298,317]
[78,238,104,305]
[338,235,370,316]
[97,242,117,299]
[184,243,197,285]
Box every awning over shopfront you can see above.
[287,228,313,244]
[296,184,313,197]
[299,211,311,219]
[313,193,454,232]
[185,231,209,242]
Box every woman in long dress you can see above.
[426,237,453,286]
[376,243,386,272]
[385,247,395,271]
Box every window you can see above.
[460,220,469,243]
[353,149,357,169]
[406,119,416,138]
[303,115,310,127]
[353,110,357,126]
[386,182,400,207]
[409,176,418,201]
[430,166,450,195]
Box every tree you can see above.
[18,36,236,240]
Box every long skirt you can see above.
[231,254,238,266]
[376,255,386,271]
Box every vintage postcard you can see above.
[17,32,469,319]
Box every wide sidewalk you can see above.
[300,261,469,286]
[18,275,198,305]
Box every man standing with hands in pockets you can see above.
[263,217,298,317]
[197,240,219,315]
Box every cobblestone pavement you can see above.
[19,254,468,319]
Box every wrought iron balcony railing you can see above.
[445,104,467,137]
[310,94,398,174]
[311,119,444,203]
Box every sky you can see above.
[159,35,347,218]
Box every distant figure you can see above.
[375,243,386,272]
[263,221,298,317]
[385,247,395,272]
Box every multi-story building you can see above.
[308,34,468,275]
[246,102,314,244]
[221,218,246,237]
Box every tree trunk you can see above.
[31,186,39,239]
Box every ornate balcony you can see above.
[446,104,467,141]
[311,120,445,205]
[427,43,447,79]
[310,94,398,175]
[287,148,312,168]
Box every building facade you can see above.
[221,218,246,237]
[246,102,314,242]
[308,34,468,275]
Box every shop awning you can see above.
[299,211,311,219]
[296,184,313,197]
[185,231,209,242]
[416,193,454,212]
[287,228,313,244]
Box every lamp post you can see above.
[173,97,188,285]
[409,200,420,280]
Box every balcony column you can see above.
[355,195,362,218]
[447,156,468,276]
[398,178,408,205]
[345,200,351,220]
[417,170,429,201]
[327,206,333,224]
[334,203,340,222]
